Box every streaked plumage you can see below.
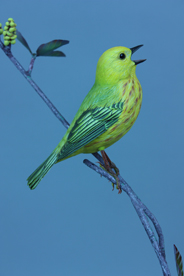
[27,45,145,189]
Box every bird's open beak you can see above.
[130,44,146,65]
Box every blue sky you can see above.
[0,0,183,275]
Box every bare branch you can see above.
[26,56,36,76]
[83,159,170,276]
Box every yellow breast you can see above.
[82,75,142,153]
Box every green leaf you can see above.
[36,39,69,57]
[37,50,66,57]
[16,30,32,55]
[174,244,183,276]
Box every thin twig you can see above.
[26,55,37,76]
[0,41,171,276]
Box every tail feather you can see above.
[27,150,58,190]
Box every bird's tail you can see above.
[27,149,58,190]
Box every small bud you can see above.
[9,28,16,33]
[4,36,10,40]
[10,35,17,40]
[0,23,3,35]
[11,40,16,44]
[4,40,10,46]
[7,31,13,36]
[3,18,17,46]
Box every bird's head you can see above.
[95,45,146,86]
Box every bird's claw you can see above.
[99,150,121,194]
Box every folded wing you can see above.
[58,101,124,160]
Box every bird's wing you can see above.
[58,101,124,160]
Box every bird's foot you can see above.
[100,150,122,193]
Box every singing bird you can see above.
[27,45,146,190]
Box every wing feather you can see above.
[58,101,124,160]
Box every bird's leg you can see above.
[100,150,122,194]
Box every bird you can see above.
[27,45,146,190]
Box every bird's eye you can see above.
[120,53,126,59]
